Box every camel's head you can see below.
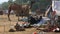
[31,0,36,4]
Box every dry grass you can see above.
[0,15,39,34]
[0,15,60,34]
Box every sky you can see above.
[0,0,8,4]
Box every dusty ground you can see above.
[0,15,60,34]
[0,15,39,34]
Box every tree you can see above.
[8,0,13,5]
[1,0,14,10]
[2,2,9,10]
[31,0,52,11]
[1,0,52,10]
[14,0,22,5]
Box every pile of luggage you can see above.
[9,22,30,32]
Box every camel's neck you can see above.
[30,1,35,9]
[30,3,33,9]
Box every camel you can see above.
[8,1,35,21]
